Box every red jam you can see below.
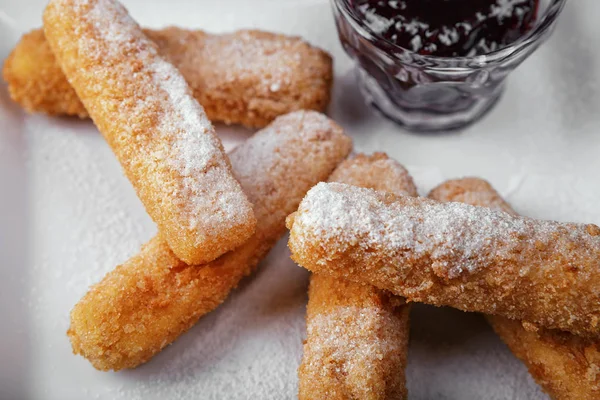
[351,0,540,57]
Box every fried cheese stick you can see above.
[67,111,352,371]
[429,178,600,400]
[299,153,416,400]
[44,0,256,265]
[2,26,332,128]
[286,182,600,337]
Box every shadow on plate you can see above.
[407,303,546,400]
[0,83,32,400]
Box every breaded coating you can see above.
[67,111,352,371]
[327,153,418,199]
[299,153,416,400]
[2,29,88,117]
[489,317,600,400]
[44,0,256,265]
[301,276,410,400]
[286,182,600,337]
[428,177,515,215]
[430,178,600,400]
[2,26,333,128]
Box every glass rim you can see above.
[332,0,568,67]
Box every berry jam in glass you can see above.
[352,0,540,57]
[331,0,565,132]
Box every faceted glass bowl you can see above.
[331,0,568,132]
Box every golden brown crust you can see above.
[43,0,256,265]
[287,182,600,337]
[67,111,352,371]
[328,153,419,198]
[2,26,332,128]
[299,153,414,400]
[300,276,409,400]
[428,177,515,215]
[488,316,600,400]
[430,178,600,400]
[2,29,88,117]
[69,235,270,370]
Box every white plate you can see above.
[1,0,600,399]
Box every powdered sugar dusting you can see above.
[197,29,331,114]
[304,306,402,389]
[43,0,259,263]
[307,306,401,358]
[149,60,214,177]
[149,59,240,232]
[151,27,332,127]
[231,110,346,190]
[83,0,246,233]
[293,182,600,279]
[228,110,350,234]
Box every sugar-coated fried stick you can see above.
[3,29,86,117]
[44,0,256,265]
[67,111,352,371]
[428,178,515,215]
[489,318,600,400]
[327,153,419,200]
[301,277,410,400]
[2,26,332,128]
[430,178,600,400]
[299,153,416,400]
[286,182,600,337]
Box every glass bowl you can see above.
[331,0,567,132]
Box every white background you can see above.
[1,0,599,399]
